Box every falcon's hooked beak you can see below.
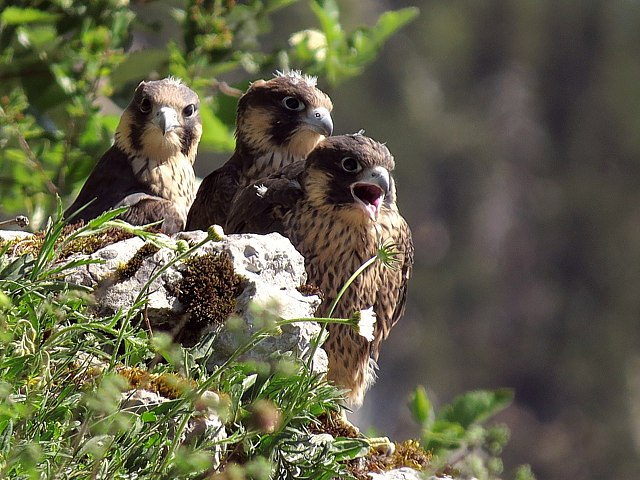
[155,106,181,135]
[350,165,390,221]
[301,106,333,137]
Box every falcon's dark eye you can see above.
[282,96,305,111]
[140,98,152,114]
[341,157,361,173]
[183,104,196,117]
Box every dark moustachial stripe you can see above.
[269,120,296,146]
[181,124,195,157]
[327,176,354,207]
[128,108,147,152]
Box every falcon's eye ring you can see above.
[282,96,305,111]
[183,104,196,117]
[140,98,152,113]
[341,157,361,173]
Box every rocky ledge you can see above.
[0,227,427,479]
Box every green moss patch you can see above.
[310,410,431,479]
[115,243,160,280]
[345,439,431,479]
[177,252,246,331]
[4,222,137,260]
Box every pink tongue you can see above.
[366,197,382,219]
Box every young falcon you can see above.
[185,70,333,231]
[65,78,202,233]
[226,134,413,407]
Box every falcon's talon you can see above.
[368,436,396,457]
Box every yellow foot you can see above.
[334,411,395,455]
[367,436,396,456]
[334,409,360,437]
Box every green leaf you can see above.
[20,24,58,48]
[409,385,431,425]
[84,207,130,228]
[0,7,60,25]
[2,148,27,163]
[141,411,158,423]
[423,419,466,451]
[310,0,343,45]
[331,437,369,460]
[264,0,299,14]
[371,7,420,45]
[78,434,114,458]
[0,254,34,281]
[111,9,135,43]
[313,0,339,23]
[438,388,514,428]
[241,373,258,394]
[198,102,235,152]
[0,419,14,456]
[100,114,120,134]
[1,355,35,379]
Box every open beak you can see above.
[156,106,180,135]
[350,165,390,221]
[301,106,333,137]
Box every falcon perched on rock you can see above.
[185,70,333,231]
[65,78,202,233]
[226,134,413,406]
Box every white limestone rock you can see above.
[65,236,146,288]
[369,468,451,479]
[0,230,32,242]
[59,229,327,372]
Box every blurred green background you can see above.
[3,1,640,478]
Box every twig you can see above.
[215,80,243,97]
[143,304,153,337]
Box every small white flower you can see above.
[207,224,225,241]
[354,307,376,342]
[288,29,328,62]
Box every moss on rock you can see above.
[116,365,196,399]
[4,222,137,259]
[115,242,160,280]
[177,252,246,331]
